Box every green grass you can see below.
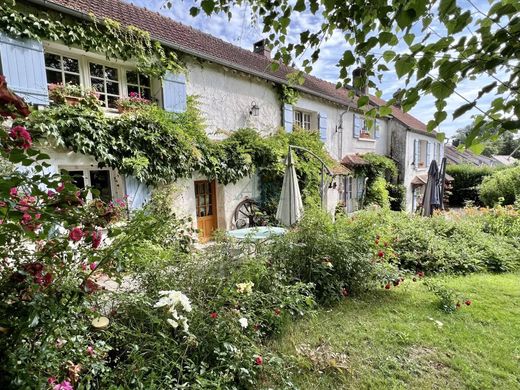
[265,273,520,389]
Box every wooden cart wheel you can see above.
[232,198,262,229]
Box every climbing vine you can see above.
[277,85,300,105]
[24,98,332,211]
[0,1,183,77]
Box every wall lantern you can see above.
[249,101,260,116]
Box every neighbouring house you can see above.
[445,144,503,167]
[0,0,444,240]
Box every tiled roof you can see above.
[341,153,369,168]
[35,0,429,133]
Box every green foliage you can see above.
[366,176,390,209]
[270,208,399,304]
[277,85,300,105]
[0,1,183,77]
[479,165,520,206]
[184,0,520,146]
[388,183,406,211]
[354,153,397,209]
[446,164,498,207]
[424,279,467,314]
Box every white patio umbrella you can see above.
[276,149,304,226]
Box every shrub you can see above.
[479,165,520,206]
[366,176,390,209]
[446,164,497,207]
[388,183,406,211]
[269,208,399,304]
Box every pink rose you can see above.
[47,189,56,198]
[89,262,97,271]
[69,227,84,242]
[9,187,18,198]
[57,183,65,193]
[9,125,32,150]
[47,377,57,385]
[86,345,94,356]
[21,213,32,224]
[53,380,74,390]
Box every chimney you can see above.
[352,67,368,96]
[253,39,271,59]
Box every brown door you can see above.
[195,180,218,242]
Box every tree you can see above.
[168,0,520,150]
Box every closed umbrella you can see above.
[276,149,304,226]
[421,160,441,216]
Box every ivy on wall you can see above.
[0,1,183,77]
[24,98,332,213]
[277,85,300,105]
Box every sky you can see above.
[126,0,504,140]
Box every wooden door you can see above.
[195,180,218,242]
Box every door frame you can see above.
[194,179,218,242]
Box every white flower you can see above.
[239,317,248,329]
[154,290,192,333]
[167,318,179,328]
[236,281,254,295]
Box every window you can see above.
[294,110,311,130]
[44,53,80,85]
[126,71,151,99]
[62,167,114,203]
[344,176,353,201]
[89,62,120,108]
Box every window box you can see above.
[359,131,371,139]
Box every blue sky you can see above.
[126,0,502,139]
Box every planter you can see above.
[359,132,372,139]
[64,96,83,106]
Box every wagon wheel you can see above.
[233,198,263,229]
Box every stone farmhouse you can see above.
[0,0,444,240]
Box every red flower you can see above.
[69,227,84,242]
[89,262,97,271]
[456,302,461,309]
[384,283,391,289]
[377,250,384,258]
[255,356,263,365]
[91,230,102,249]
[42,272,53,287]
[9,187,18,198]
[21,213,32,224]
[47,377,57,385]
[57,183,65,193]
[465,300,472,306]
[47,189,56,198]
[417,271,425,278]
[274,308,281,316]
[210,312,218,319]
[86,345,95,356]
[9,125,32,150]
[392,279,400,287]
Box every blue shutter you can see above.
[353,114,361,138]
[283,103,293,133]
[163,72,186,113]
[125,175,152,210]
[318,112,327,141]
[0,34,49,105]
[413,139,419,166]
[426,141,432,167]
[375,119,381,139]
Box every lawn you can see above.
[266,273,520,389]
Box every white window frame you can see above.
[44,52,81,86]
[126,70,152,99]
[344,176,353,201]
[294,109,312,130]
[88,61,122,109]
[58,165,118,202]
[418,140,428,169]
[43,45,154,111]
